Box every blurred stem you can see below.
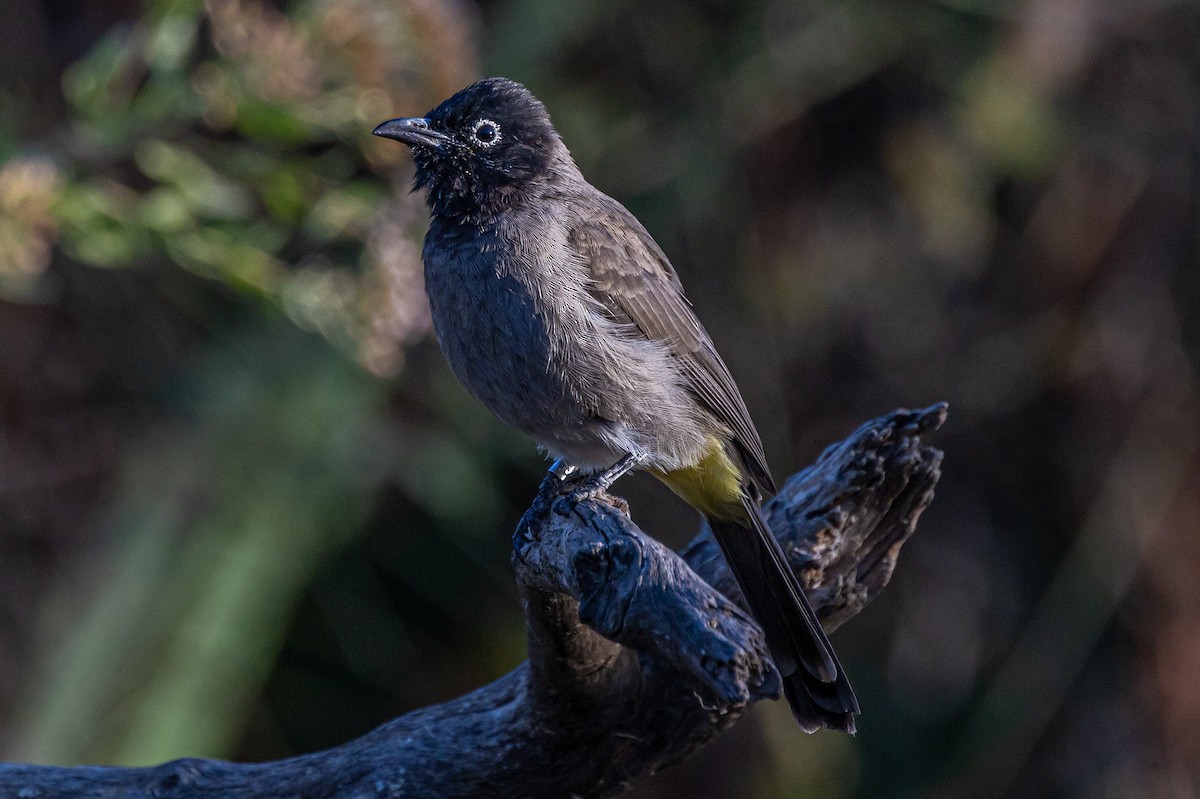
[945,319,1200,795]
[11,322,391,765]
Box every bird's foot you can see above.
[585,451,646,492]
[543,453,643,512]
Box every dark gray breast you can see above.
[422,217,584,435]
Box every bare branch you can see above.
[0,404,946,799]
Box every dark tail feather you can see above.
[707,499,859,733]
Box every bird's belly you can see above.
[425,260,711,471]
[429,269,566,427]
[427,262,611,447]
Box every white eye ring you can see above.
[472,118,501,147]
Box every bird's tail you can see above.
[707,496,859,733]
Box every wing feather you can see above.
[569,196,775,495]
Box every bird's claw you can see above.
[586,452,646,492]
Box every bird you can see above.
[373,77,858,733]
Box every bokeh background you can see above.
[1,0,1198,796]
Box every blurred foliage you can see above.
[0,0,510,770]
[15,323,390,764]
[2,0,1200,797]
[4,0,452,374]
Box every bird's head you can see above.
[373,78,573,223]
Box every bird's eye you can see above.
[472,119,500,146]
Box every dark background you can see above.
[1,0,1198,796]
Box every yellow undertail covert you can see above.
[649,436,751,523]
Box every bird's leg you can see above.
[549,459,579,481]
[588,451,646,492]
[547,459,587,494]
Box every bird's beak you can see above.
[372,118,450,150]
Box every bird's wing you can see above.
[568,195,776,495]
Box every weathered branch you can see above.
[0,404,946,799]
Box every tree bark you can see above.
[0,404,946,799]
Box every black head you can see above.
[373,78,573,223]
